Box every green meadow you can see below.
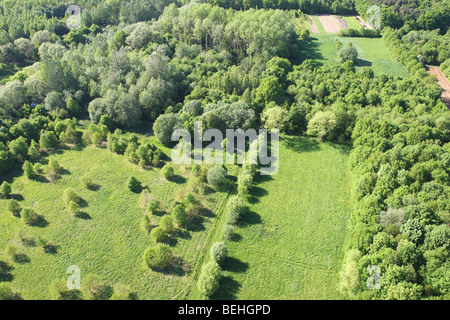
[299,34,410,77]
[213,136,354,299]
[0,141,228,300]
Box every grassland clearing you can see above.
[212,136,353,300]
[0,139,228,299]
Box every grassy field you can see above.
[298,34,410,77]
[341,16,362,30]
[0,139,228,300]
[310,15,326,34]
[212,136,353,300]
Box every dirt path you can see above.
[356,15,374,29]
[427,66,450,108]
[309,15,319,34]
[318,15,342,33]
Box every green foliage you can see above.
[81,274,112,300]
[0,283,13,300]
[161,165,174,179]
[7,199,21,217]
[226,195,247,225]
[143,243,173,270]
[0,181,12,198]
[207,166,228,191]
[172,204,187,227]
[197,260,221,298]
[21,207,39,225]
[210,242,227,265]
[62,188,81,205]
[127,176,141,192]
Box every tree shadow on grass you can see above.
[167,175,187,184]
[355,58,372,67]
[78,198,88,209]
[293,37,324,65]
[186,215,206,232]
[10,194,24,201]
[14,253,30,264]
[75,212,91,220]
[282,136,321,154]
[33,215,49,228]
[222,257,249,274]
[160,256,188,277]
[87,184,101,191]
[210,276,241,300]
[174,228,191,240]
[0,262,14,282]
[199,208,215,218]
[238,210,262,228]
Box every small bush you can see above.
[0,182,12,198]
[226,196,247,225]
[143,243,173,270]
[21,208,40,226]
[127,176,141,192]
[62,188,81,205]
[210,242,227,265]
[207,166,228,190]
[8,200,21,217]
[81,176,94,189]
[161,165,175,179]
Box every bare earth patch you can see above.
[356,15,374,29]
[427,66,450,108]
[317,15,342,33]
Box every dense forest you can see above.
[0,0,449,300]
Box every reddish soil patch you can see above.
[427,66,450,108]
[318,15,342,33]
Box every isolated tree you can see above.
[197,260,221,298]
[127,176,141,192]
[67,200,81,216]
[161,165,174,179]
[143,243,173,270]
[226,195,247,225]
[48,279,82,300]
[110,284,133,300]
[81,274,112,300]
[0,181,12,198]
[63,188,81,205]
[7,199,21,217]
[0,283,13,300]
[210,242,227,265]
[339,42,358,63]
[207,166,228,191]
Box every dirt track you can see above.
[356,15,374,29]
[309,15,319,34]
[317,15,342,33]
[427,66,450,108]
